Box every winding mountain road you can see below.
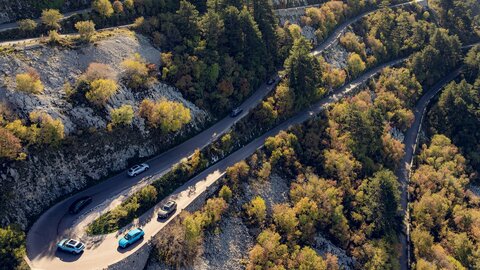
[396,68,463,270]
[25,1,426,269]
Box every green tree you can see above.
[247,229,288,269]
[244,196,266,225]
[138,99,191,132]
[272,203,299,240]
[0,226,26,270]
[121,54,151,90]
[75,20,96,42]
[347,52,366,78]
[356,169,400,235]
[93,0,114,17]
[218,185,233,202]
[29,111,65,146]
[15,70,44,94]
[109,105,134,128]
[41,9,62,30]
[284,36,322,108]
[18,19,37,32]
[86,79,118,106]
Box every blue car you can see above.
[118,228,144,248]
[57,238,85,254]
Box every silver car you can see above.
[127,163,149,177]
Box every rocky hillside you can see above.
[0,31,208,227]
[0,0,91,24]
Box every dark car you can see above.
[267,78,276,85]
[230,107,243,117]
[69,196,93,214]
[158,201,177,219]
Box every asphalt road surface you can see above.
[25,1,426,269]
[396,68,463,270]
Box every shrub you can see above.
[83,63,114,81]
[0,226,26,270]
[29,111,65,146]
[92,0,114,18]
[139,99,191,132]
[18,19,37,32]
[41,9,62,29]
[46,30,63,45]
[347,52,366,78]
[244,196,266,225]
[109,105,134,128]
[75,20,96,42]
[121,54,151,90]
[86,79,118,106]
[15,69,43,94]
[5,120,38,144]
[0,128,22,159]
[218,185,232,202]
[124,0,134,10]
[202,198,227,227]
[113,1,124,13]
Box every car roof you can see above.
[66,239,78,246]
[165,201,175,207]
[128,228,142,236]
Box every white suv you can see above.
[127,163,150,177]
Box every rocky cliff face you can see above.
[0,0,92,24]
[0,31,209,227]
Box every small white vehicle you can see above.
[57,239,85,254]
[127,163,150,177]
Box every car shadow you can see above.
[55,249,83,262]
[116,237,145,254]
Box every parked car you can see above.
[158,201,177,219]
[57,239,85,254]
[267,78,276,85]
[230,107,243,117]
[118,228,144,248]
[127,163,150,177]
[69,196,93,214]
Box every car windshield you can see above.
[124,234,132,240]
[75,243,83,248]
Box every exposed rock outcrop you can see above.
[0,32,209,228]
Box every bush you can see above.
[18,19,37,32]
[83,63,114,81]
[244,196,266,225]
[0,128,22,160]
[218,185,232,202]
[75,20,96,42]
[41,9,62,30]
[121,54,151,90]
[113,1,124,14]
[15,69,43,94]
[86,79,118,106]
[29,111,65,146]
[347,52,366,78]
[92,0,114,18]
[139,99,191,132]
[0,226,26,270]
[109,105,134,128]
